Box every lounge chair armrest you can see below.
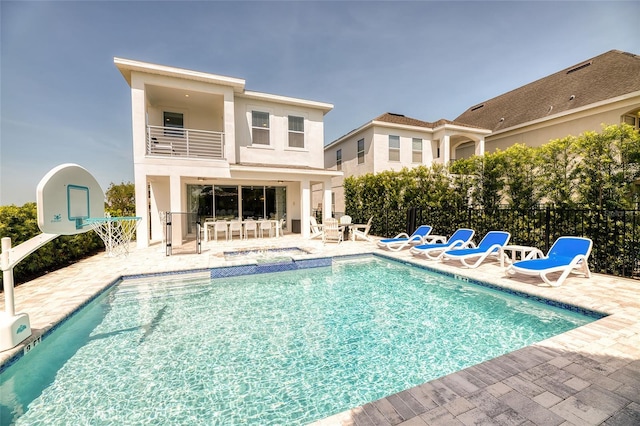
[450,239,474,249]
[524,249,544,260]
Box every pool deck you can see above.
[1,234,639,425]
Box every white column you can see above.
[301,179,310,238]
[323,179,332,220]
[170,175,182,247]
[476,137,485,155]
[442,134,451,165]
[223,90,235,163]
[135,170,149,249]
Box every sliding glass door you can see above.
[187,183,286,230]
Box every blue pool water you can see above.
[0,257,597,425]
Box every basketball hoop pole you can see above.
[1,234,58,352]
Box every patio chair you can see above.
[228,220,243,241]
[339,215,352,225]
[258,220,274,238]
[213,221,228,242]
[441,231,511,268]
[309,216,323,239]
[377,225,433,251]
[322,217,344,244]
[506,237,593,287]
[350,216,374,242]
[244,220,258,239]
[409,228,475,260]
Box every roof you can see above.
[454,50,640,131]
[114,57,333,113]
[373,112,482,129]
[326,112,488,148]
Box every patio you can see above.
[1,234,639,425]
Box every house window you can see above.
[357,139,365,164]
[623,113,640,130]
[252,111,270,145]
[336,149,342,171]
[412,138,422,163]
[164,111,184,137]
[389,135,400,162]
[288,115,304,148]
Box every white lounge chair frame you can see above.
[506,237,593,287]
[409,228,475,260]
[377,225,433,252]
[441,231,511,268]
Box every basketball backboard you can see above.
[36,164,105,235]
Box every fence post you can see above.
[165,212,172,256]
[196,218,202,255]
[406,207,416,235]
[545,206,551,252]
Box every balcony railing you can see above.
[147,125,225,159]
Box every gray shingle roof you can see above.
[454,50,640,131]
[374,112,484,129]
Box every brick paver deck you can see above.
[1,235,639,425]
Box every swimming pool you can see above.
[0,256,599,425]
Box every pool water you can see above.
[223,247,310,262]
[0,257,596,425]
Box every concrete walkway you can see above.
[1,235,639,425]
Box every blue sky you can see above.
[1,1,639,206]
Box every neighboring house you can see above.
[321,112,491,214]
[325,49,640,214]
[455,49,640,152]
[115,58,340,247]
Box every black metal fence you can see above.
[347,206,640,279]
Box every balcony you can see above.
[147,125,225,159]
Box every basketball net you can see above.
[84,214,141,257]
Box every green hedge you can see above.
[345,124,640,238]
[0,203,105,290]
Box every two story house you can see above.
[115,58,340,248]
[324,50,640,215]
[321,113,491,214]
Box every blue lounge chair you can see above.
[506,237,593,287]
[410,228,475,260]
[377,225,432,251]
[442,231,511,268]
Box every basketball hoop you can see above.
[84,215,141,257]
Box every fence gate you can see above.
[164,212,201,256]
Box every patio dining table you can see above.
[204,219,282,241]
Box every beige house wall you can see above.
[485,94,640,152]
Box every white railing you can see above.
[147,126,225,159]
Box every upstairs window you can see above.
[252,111,270,145]
[288,115,305,148]
[357,139,365,164]
[164,111,184,137]
[412,138,422,163]
[336,149,342,171]
[389,135,400,162]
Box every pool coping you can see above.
[1,237,639,425]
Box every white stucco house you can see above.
[115,58,341,248]
[321,113,491,214]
